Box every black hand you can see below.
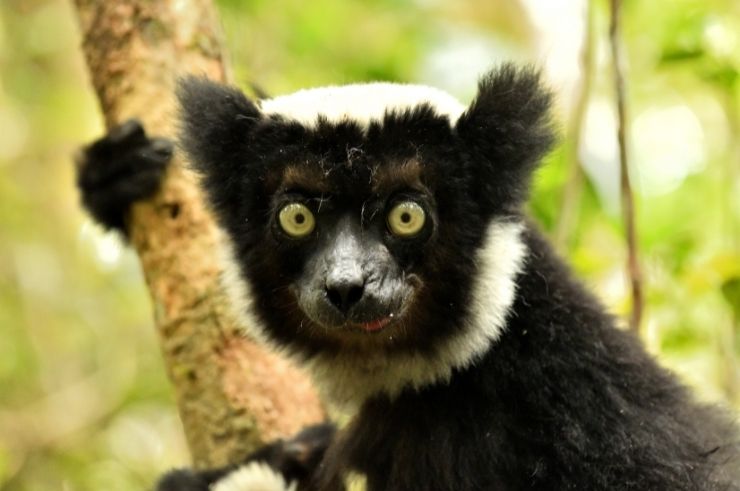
[154,423,337,491]
[76,118,173,236]
[246,423,337,484]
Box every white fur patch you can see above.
[259,83,466,129]
[220,221,527,410]
[212,462,296,491]
[219,237,274,349]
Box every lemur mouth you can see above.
[352,316,393,332]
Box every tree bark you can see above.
[71,0,324,469]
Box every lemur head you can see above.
[178,65,554,404]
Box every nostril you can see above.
[346,285,364,307]
[325,282,365,314]
[326,287,343,311]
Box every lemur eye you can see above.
[278,203,316,238]
[387,201,425,237]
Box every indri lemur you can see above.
[77,64,739,491]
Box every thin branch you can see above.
[719,90,740,404]
[609,0,644,333]
[555,0,595,248]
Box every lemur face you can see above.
[215,104,480,356]
[178,66,554,368]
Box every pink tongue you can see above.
[360,317,391,332]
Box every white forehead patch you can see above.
[259,82,466,129]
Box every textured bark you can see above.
[71,0,324,468]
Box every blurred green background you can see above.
[0,0,738,489]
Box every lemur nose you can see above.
[325,278,365,315]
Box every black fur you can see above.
[76,119,173,235]
[176,77,262,225]
[168,64,739,490]
[456,65,556,215]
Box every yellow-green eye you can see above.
[387,201,426,237]
[278,203,315,238]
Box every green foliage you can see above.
[0,0,737,489]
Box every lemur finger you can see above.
[283,423,336,471]
[241,423,337,484]
[76,120,147,174]
[155,468,212,491]
[145,137,175,161]
[82,166,168,232]
[88,118,147,156]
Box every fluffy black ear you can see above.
[456,64,556,214]
[177,76,261,214]
[177,76,260,170]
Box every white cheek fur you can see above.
[219,237,271,347]
[219,221,527,410]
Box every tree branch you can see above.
[555,0,594,248]
[609,0,644,333]
[71,0,324,468]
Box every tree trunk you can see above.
[71,0,324,469]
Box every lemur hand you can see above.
[76,119,173,236]
[155,423,337,491]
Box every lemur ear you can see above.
[177,76,261,174]
[455,64,556,213]
[177,76,261,214]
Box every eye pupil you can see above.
[295,213,305,224]
[400,212,411,224]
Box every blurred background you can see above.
[0,0,738,489]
